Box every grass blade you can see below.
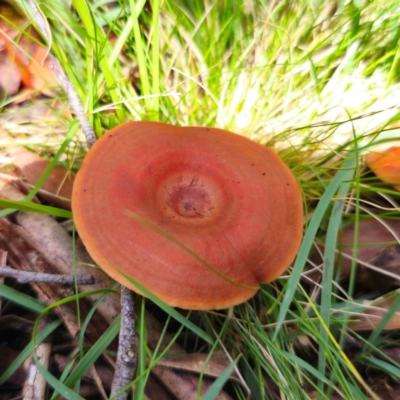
[274,151,358,339]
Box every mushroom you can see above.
[366,146,400,191]
[72,121,303,310]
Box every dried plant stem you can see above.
[23,315,53,400]
[28,0,97,147]
[89,365,108,400]
[110,286,137,400]
[0,250,6,312]
[0,266,94,285]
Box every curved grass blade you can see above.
[0,319,62,385]
[125,210,257,291]
[0,283,46,313]
[118,270,213,345]
[0,122,78,218]
[0,199,72,218]
[33,353,85,400]
[60,315,121,390]
[202,358,239,400]
[273,151,358,339]
[364,356,400,379]
[317,154,356,392]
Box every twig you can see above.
[0,250,7,312]
[27,0,97,147]
[0,266,94,285]
[23,315,53,400]
[110,286,137,400]
[89,365,109,400]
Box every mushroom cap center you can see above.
[167,180,211,218]
[151,163,228,227]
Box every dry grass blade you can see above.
[22,315,53,400]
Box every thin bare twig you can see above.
[110,286,137,400]
[0,250,7,312]
[27,0,97,147]
[23,315,54,400]
[89,365,109,400]
[0,266,94,285]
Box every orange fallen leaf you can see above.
[0,47,22,96]
[0,2,24,96]
[0,23,58,96]
[366,146,400,191]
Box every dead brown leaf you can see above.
[5,147,74,210]
[0,175,119,340]
[14,211,121,324]
[357,244,400,291]
[306,218,400,288]
[0,217,83,337]
[336,218,400,282]
[147,314,236,400]
[348,292,400,331]
[155,351,242,386]
[151,364,234,400]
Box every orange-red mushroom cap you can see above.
[72,121,303,310]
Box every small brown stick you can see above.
[110,286,137,400]
[0,250,7,312]
[89,365,108,400]
[0,266,94,285]
[23,315,54,400]
[27,0,97,147]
